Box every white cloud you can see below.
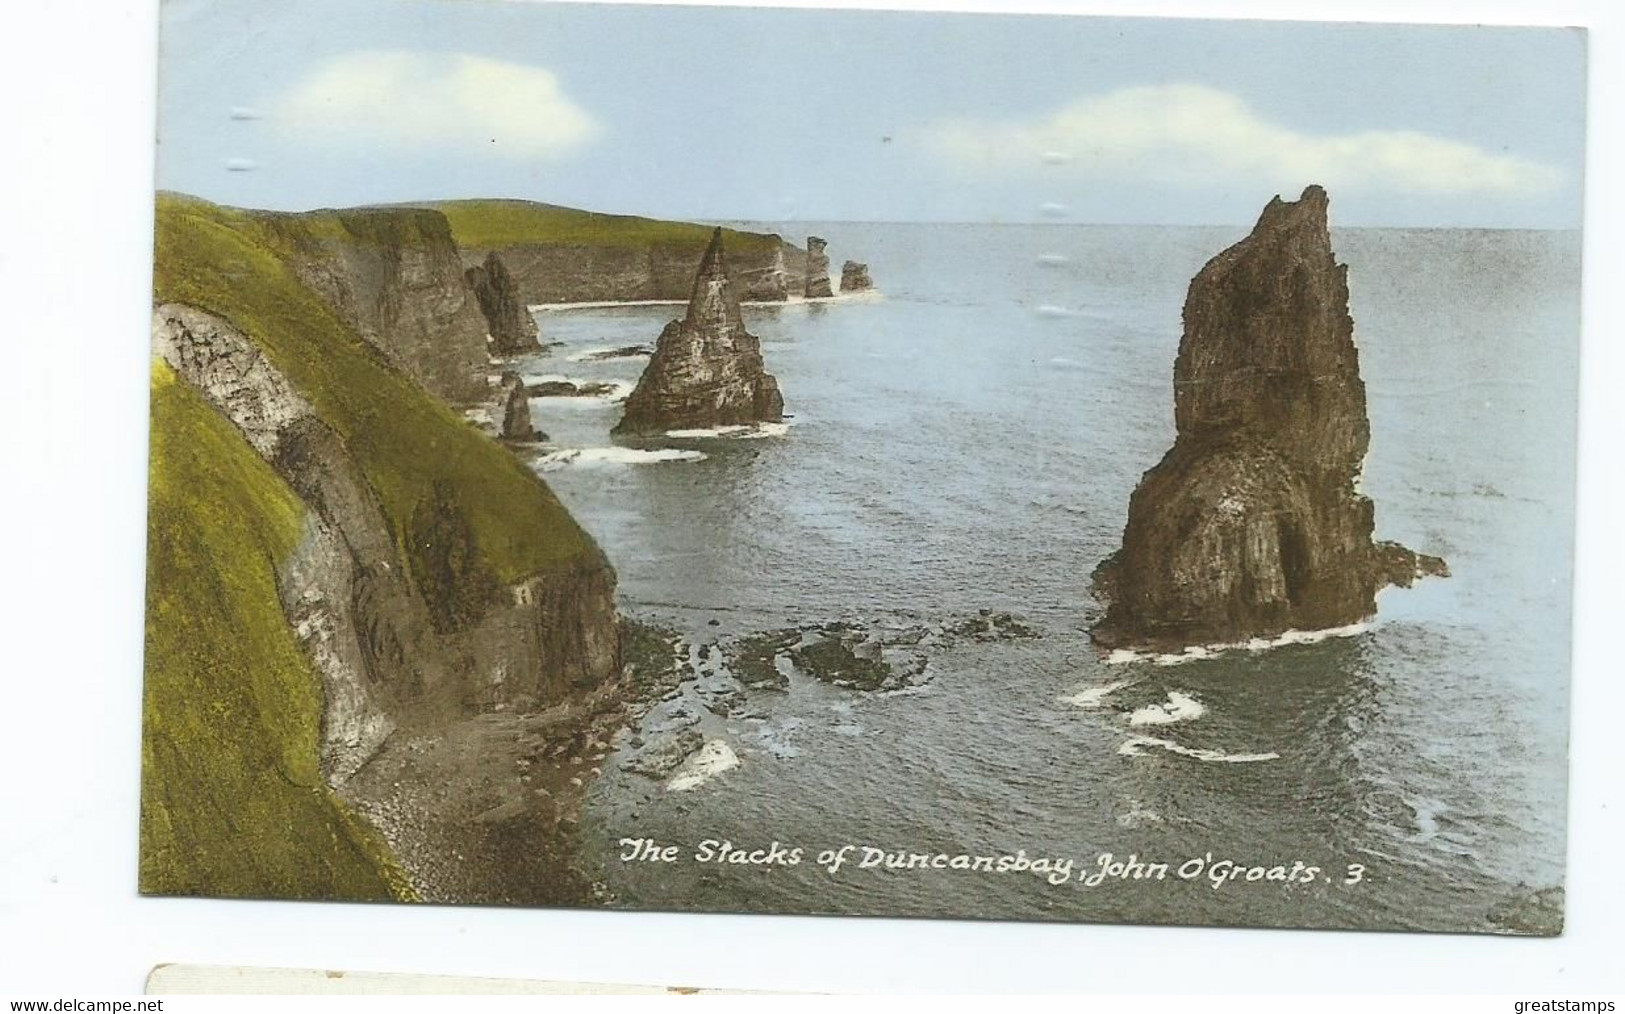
[273,51,601,159]
[924,83,1562,197]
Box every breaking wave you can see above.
[1105,622,1371,666]
[665,422,791,440]
[666,739,741,792]
[1117,735,1278,764]
[1127,691,1206,726]
[535,447,706,471]
[1058,679,1132,709]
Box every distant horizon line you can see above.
[153,189,1581,234]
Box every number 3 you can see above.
[1343,864,1366,885]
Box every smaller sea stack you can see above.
[1092,185,1445,652]
[804,236,833,298]
[498,370,541,441]
[466,252,542,356]
[613,229,785,436]
[840,260,873,293]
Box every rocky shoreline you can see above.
[338,617,690,906]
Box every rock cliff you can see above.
[465,252,542,356]
[804,236,834,298]
[1091,186,1446,651]
[613,228,785,436]
[153,302,615,770]
[840,260,873,293]
[261,208,490,404]
[430,199,804,304]
[146,194,628,898]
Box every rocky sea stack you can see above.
[498,370,541,441]
[613,228,785,436]
[465,252,542,356]
[1092,186,1446,652]
[840,260,873,293]
[804,236,833,298]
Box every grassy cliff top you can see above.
[152,192,601,582]
[142,362,412,901]
[430,198,784,254]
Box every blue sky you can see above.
[155,0,1586,227]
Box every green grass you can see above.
[431,198,782,254]
[152,193,599,583]
[141,362,414,901]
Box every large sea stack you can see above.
[613,228,785,436]
[804,236,833,298]
[465,252,543,356]
[840,260,873,293]
[1092,186,1445,651]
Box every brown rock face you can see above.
[804,236,833,298]
[840,260,873,293]
[265,208,490,404]
[1092,186,1445,651]
[613,228,785,436]
[466,252,542,356]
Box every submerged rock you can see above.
[498,371,542,442]
[613,228,785,436]
[839,260,872,293]
[526,379,619,398]
[804,236,833,298]
[1092,186,1446,651]
[575,345,653,362]
[466,252,542,356]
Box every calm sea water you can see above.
[511,222,1578,933]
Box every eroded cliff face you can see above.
[263,209,489,404]
[460,239,803,305]
[1091,186,1445,651]
[153,303,621,782]
[466,253,542,356]
[804,236,834,298]
[612,229,785,436]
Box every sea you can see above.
[505,221,1579,934]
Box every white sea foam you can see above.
[1035,304,1075,317]
[535,447,706,471]
[1058,679,1131,709]
[1116,799,1163,827]
[1105,622,1371,666]
[665,422,790,440]
[1035,253,1071,266]
[776,290,883,307]
[1117,735,1278,764]
[1127,691,1206,727]
[665,739,741,792]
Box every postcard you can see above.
[142,0,1583,935]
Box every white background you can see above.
[0,0,1619,995]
